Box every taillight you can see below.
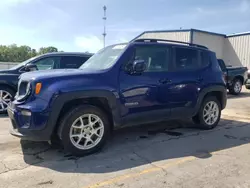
[223,73,227,82]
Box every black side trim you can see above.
[122,108,170,127]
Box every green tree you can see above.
[0,44,60,62]
[17,45,31,61]
[38,46,58,54]
[30,49,37,58]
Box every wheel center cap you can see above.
[83,127,91,134]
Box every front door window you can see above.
[120,44,171,125]
[34,57,60,70]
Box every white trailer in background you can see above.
[134,29,250,68]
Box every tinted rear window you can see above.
[200,51,210,68]
[174,47,199,71]
[60,56,89,69]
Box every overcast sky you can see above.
[0,0,250,53]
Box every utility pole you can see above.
[103,5,107,48]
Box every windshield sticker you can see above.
[112,45,126,49]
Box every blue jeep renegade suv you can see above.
[8,39,227,156]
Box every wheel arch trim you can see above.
[46,90,120,139]
[194,85,227,115]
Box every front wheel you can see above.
[0,86,15,113]
[229,79,242,95]
[192,96,221,130]
[59,105,111,156]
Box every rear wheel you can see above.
[59,105,111,156]
[0,86,15,113]
[229,79,242,95]
[192,96,221,130]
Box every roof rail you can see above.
[133,38,208,49]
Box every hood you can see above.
[20,69,105,81]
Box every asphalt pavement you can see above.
[1,89,250,188]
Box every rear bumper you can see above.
[246,79,250,89]
[7,104,53,142]
[222,89,227,110]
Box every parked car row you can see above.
[0,52,92,112]
[6,39,228,156]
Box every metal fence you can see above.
[0,62,20,70]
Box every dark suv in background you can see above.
[8,39,227,156]
[0,52,92,112]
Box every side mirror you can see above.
[24,64,38,72]
[132,60,146,74]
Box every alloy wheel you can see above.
[234,81,242,93]
[203,101,219,125]
[69,114,104,150]
[0,90,12,112]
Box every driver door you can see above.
[119,43,172,126]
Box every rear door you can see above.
[167,46,205,117]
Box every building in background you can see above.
[133,29,250,68]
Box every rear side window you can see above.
[209,53,222,71]
[60,56,89,69]
[200,51,210,68]
[174,47,198,71]
[217,59,226,71]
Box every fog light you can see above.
[21,110,31,116]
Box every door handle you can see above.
[197,77,203,82]
[159,78,172,84]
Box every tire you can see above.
[58,105,111,156]
[229,79,242,95]
[192,96,221,130]
[0,86,15,113]
[246,85,250,90]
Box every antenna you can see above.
[103,5,107,48]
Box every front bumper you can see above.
[7,102,53,141]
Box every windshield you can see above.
[9,56,37,70]
[79,44,127,70]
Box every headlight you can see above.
[16,81,32,102]
[26,82,31,94]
